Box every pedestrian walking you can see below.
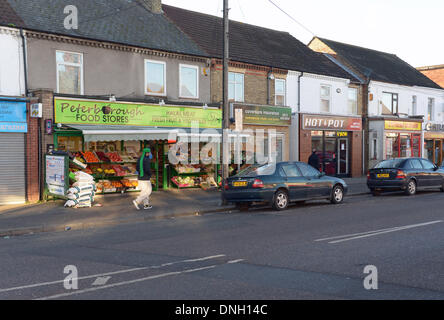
[133,148,153,210]
[308,149,320,170]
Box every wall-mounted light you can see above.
[203,104,208,109]
[159,99,165,106]
[109,94,116,102]
[336,88,341,94]
[268,71,275,80]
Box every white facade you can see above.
[287,71,353,115]
[286,71,357,161]
[368,80,444,120]
[0,27,25,97]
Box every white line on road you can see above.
[35,259,246,300]
[0,254,226,294]
[315,220,443,244]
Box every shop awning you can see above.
[67,125,179,142]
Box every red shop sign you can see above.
[302,115,362,131]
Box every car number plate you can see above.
[377,173,390,178]
[233,181,248,187]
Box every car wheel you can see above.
[235,202,250,211]
[272,190,289,211]
[405,179,416,196]
[330,185,344,204]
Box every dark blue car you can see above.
[223,162,348,211]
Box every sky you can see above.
[162,0,444,68]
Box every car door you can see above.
[404,159,422,185]
[420,159,442,187]
[280,163,307,200]
[296,163,330,198]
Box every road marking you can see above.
[0,254,226,294]
[35,259,245,300]
[91,276,111,286]
[315,220,443,244]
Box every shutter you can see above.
[0,133,26,205]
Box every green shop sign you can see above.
[54,98,222,128]
[232,104,291,126]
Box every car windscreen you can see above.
[373,159,405,169]
[235,163,276,177]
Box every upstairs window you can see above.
[348,87,358,115]
[228,72,244,102]
[56,51,83,95]
[428,98,435,121]
[320,85,331,112]
[381,92,398,115]
[179,64,199,99]
[275,79,286,106]
[145,60,166,96]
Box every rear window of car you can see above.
[374,159,405,169]
[235,163,276,177]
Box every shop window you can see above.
[57,136,83,151]
[179,64,198,99]
[347,88,358,115]
[320,85,331,113]
[428,98,435,121]
[56,51,83,95]
[145,60,166,96]
[275,79,286,106]
[381,92,398,115]
[228,72,244,102]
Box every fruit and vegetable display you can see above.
[81,151,100,163]
[106,152,123,162]
[174,164,201,174]
[95,151,110,162]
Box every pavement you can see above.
[0,177,369,237]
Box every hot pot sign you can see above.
[302,115,362,131]
[54,98,222,128]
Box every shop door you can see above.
[0,133,26,205]
[434,140,442,166]
[337,138,349,175]
[323,136,337,176]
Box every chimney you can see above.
[138,0,162,14]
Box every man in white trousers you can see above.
[133,147,153,210]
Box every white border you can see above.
[144,59,166,97]
[56,50,84,95]
[179,64,199,99]
[275,78,286,106]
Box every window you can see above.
[381,92,398,115]
[420,159,435,170]
[229,72,244,102]
[275,79,286,106]
[428,98,435,121]
[145,60,166,96]
[179,64,198,98]
[296,162,320,177]
[320,85,331,113]
[348,87,358,115]
[374,159,405,169]
[412,95,417,115]
[281,164,301,177]
[56,51,83,95]
[235,163,275,177]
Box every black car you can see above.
[222,162,348,211]
[367,157,444,196]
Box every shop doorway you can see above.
[311,131,350,177]
[425,139,443,166]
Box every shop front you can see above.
[231,103,291,172]
[300,114,363,177]
[368,118,422,168]
[424,123,444,166]
[52,97,223,194]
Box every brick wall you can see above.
[25,102,40,202]
[420,68,444,88]
[31,89,55,200]
[210,60,287,105]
